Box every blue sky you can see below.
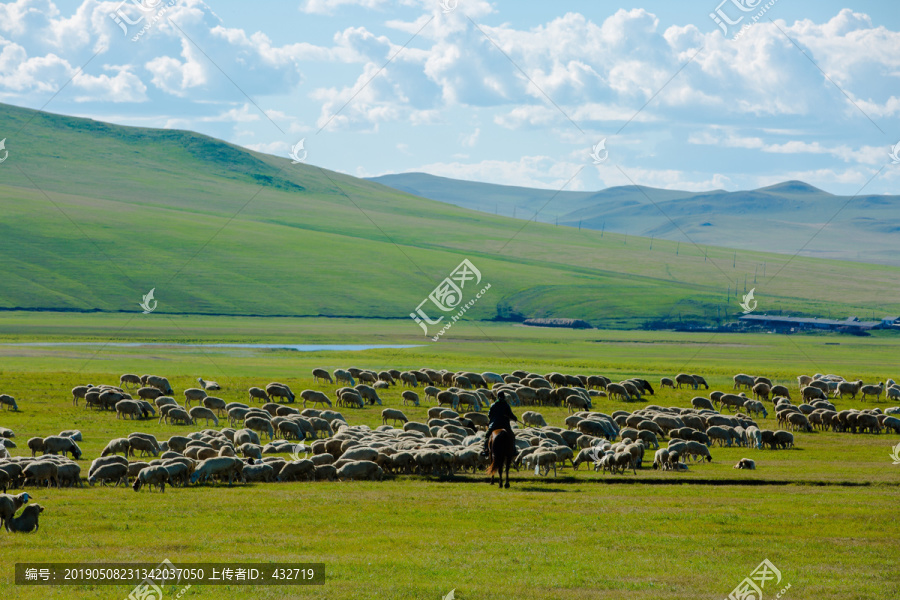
[2,0,899,194]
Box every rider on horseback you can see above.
[481,391,518,457]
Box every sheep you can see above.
[334,369,355,386]
[27,437,45,458]
[734,458,756,470]
[88,463,128,487]
[354,385,382,406]
[248,387,270,403]
[565,395,590,413]
[71,385,91,406]
[7,503,43,533]
[691,397,715,411]
[115,400,143,420]
[733,374,755,390]
[101,438,131,457]
[861,382,885,401]
[198,377,221,391]
[145,375,174,395]
[189,406,219,427]
[120,374,142,388]
[182,387,207,408]
[0,394,18,411]
[132,465,169,492]
[752,383,771,402]
[772,430,794,449]
[521,411,548,428]
[523,450,559,477]
[652,448,670,470]
[242,463,275,483]
[436,391,459,411]
[337,389,364,408]
[127,435,159,458]
[42,435,83,459]
[682,441,712,463]
[882,416,900,434]
[312,368,334,384]
[56,463,82,488]
[189,457,243,486]
[606,383,631,402]
[244,416,275,440]
[0,493,30,531]
[278,459,316,482]
[381,409,408,427]
[786,412,813,433]
[299,389,332,409]
[674,373,698,389]
[743,400,768,419]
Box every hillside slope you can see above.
[1,102,898,330]
[368,173,900,266]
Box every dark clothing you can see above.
[482,399,517,455]
[487,398,517,432]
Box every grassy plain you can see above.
[0,315,899,599]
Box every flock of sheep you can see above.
[1,366,898,533]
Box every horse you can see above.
[487,429,516,489]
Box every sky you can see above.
[1,0,900,194]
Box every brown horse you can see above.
[487,429,516,489]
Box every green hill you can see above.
[1,102,899,330]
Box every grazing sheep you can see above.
[101,438,131,457]
[183,388,208,408]
[691,396,715,411]
[312,368,334,384]
[132,465,169,492]
[42,435,83,459]
[266,383,296,404]
[659,377,675,390]
[333,369,355,386]
[8,503,43,533]
[401,391,420,407]
[242,463,275,483]
[521,411,548,428]
[244,416,275,440]
[770,385,791,400]
[198,377,221,391]
[248,387,270,403]
[115,400,143,420]
[145,375,174,395]
[381,409,408,427]
[189,406,219,427]
[734,458,756,470]
[674,373,698,390]
[278,459,316,482]
[120,374,142,388]
[336,460,384,481]
[733,374,755,390]
[0,395,18,411]
[88,463,128,487]
[752,383,771,402]
[300,389,332,409]
[127,435,159,458]
[189,457,243,486]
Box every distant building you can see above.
[737,314,895,332]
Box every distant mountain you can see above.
[367,174,900,266]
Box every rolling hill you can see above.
[367,173,900,266]
[1,102,899,330]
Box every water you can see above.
[0,342,420,352]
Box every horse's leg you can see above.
[504,457,510,488]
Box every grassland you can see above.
[2,102,900,328]
[1,315,899,599]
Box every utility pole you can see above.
[733,252,736,268]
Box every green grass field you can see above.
[1,315,899,599]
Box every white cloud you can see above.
[459,127,479,147]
